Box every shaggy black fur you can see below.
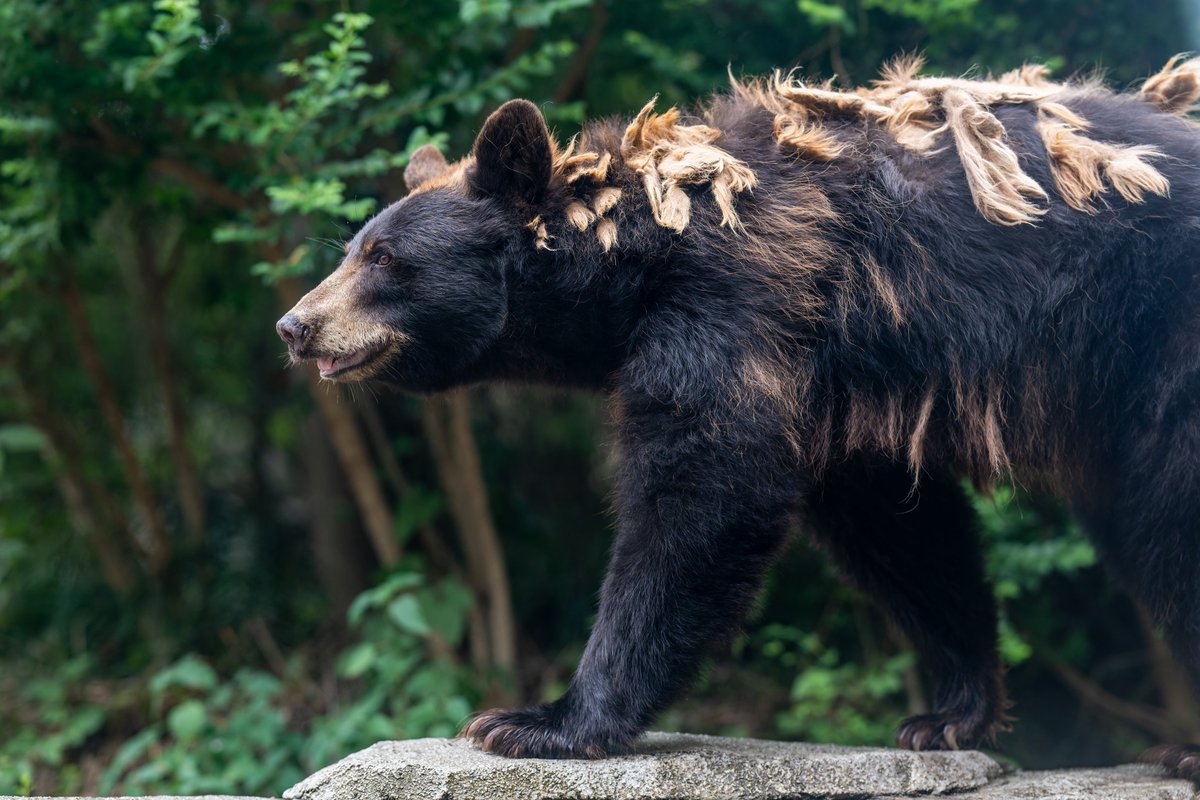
[279,83,1200,778]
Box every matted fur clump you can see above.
[521,55,1199,248]
[730,55,1199,224]
[619,98,758,232]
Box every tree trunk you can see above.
[358,398,466,577]
[423,390,518,678]
[1136,603,1200,739]
[359,397,493,670]
[886,622,929,716]
[273,276,399,568]
[62,269,172,572]
[135,229,206,543]
[552,0,609,103]
[12,372,139,596]
[305,368,400,568]
[304,413,372,617]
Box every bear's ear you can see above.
[470,99,553,203]
[404,144,450,192]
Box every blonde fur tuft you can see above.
[1139,55,1200,115]
[773,113,845,161]
[566,200,596,231]
[621,97,758,232]
[591,187,623,216]
[596,218,618,252]
[941,88,1048,225]
[525,216,553,250]
[1038,104,1169,211]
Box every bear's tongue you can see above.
[318,348,372,376]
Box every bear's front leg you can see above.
[464,387,799,758]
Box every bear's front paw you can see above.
[896,711,992,751]
[461,703,622,759]
[1141,744,1200,784]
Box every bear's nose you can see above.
[276,314,310,347]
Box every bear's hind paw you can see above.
[1141,744,1200,784]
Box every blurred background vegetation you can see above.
[1,0,1198,795]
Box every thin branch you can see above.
[150,156,253,212]
[828,25,850,88]
[503,27,539,65]
[1135,603,1200,738]
[246,616,290,679]
[135,219,206,542]
[11,370,140,596]
[1053,661,1182,741]
[62,268,172,573]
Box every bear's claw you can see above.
[896,711,991,752]
[1141,744,1200,784]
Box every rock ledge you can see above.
[5,735,1195,800]
[283,732,1003,800]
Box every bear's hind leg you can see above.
[1075,377,1200,783]
[805,461,1006,751]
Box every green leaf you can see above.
[387,594,431,636]
[797,0,853,30]
[167,700,208,742]
[393,487,443,546]
[512,0,591,28]
[347,572,425,626]
[336,642,378,679]
[0,424,46,452]
[150,655,218,696]
[99,728,160,795]
[419,578,474,646]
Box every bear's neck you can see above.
[473,246,649,391]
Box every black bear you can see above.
[277,56,1200,777]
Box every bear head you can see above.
[276,99,554,392]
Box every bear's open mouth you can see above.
[315,345,385,379]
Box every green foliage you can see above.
[117,0,205,92]
[100,671,302,796]
[974,484,1096,665]
[0,155,57,267]
[862,0,979,26]
[757,624,915,745]
[0,658,107,796]
[393,485,444,548]
[312,571,477,767]
[99,668,303,796]
[461,0,593,27]
[89,572,477,796]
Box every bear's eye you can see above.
[374,254,392,267]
